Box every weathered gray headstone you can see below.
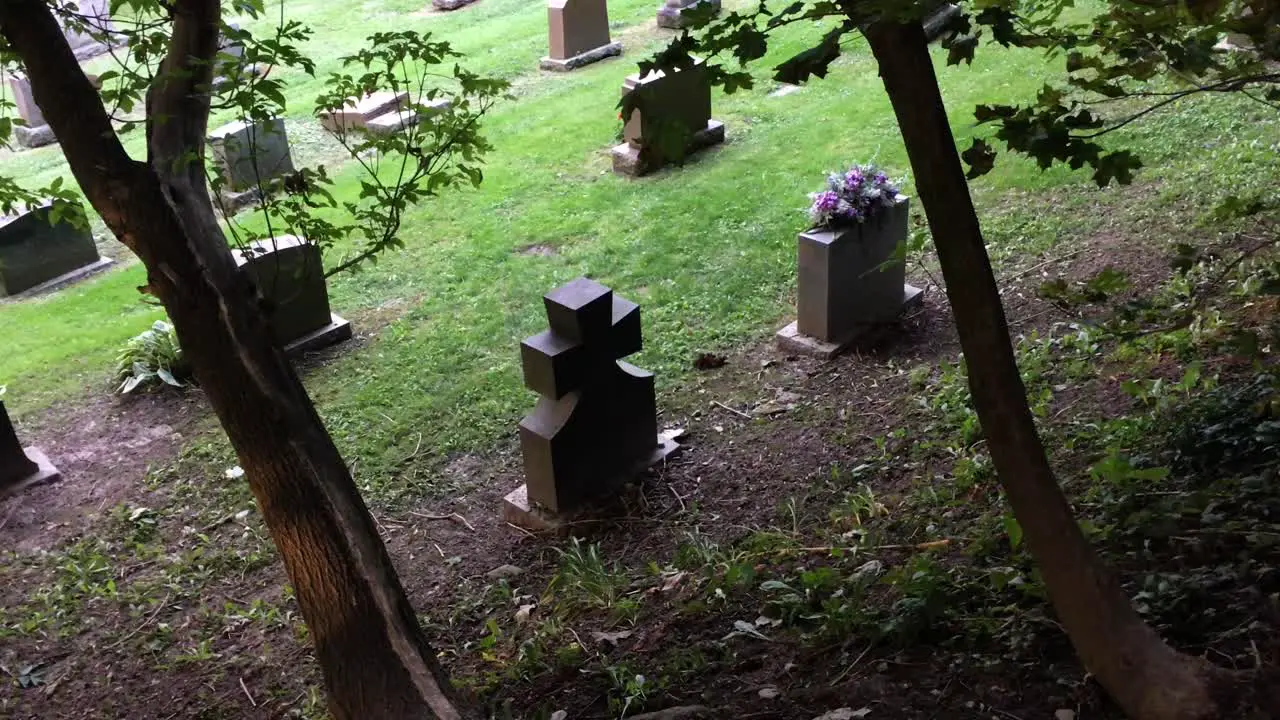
[7,74,56,149]
[0,201,112,297]
[0,400,60,493]
[656,0,719,29]
[208,118,294,193]
[539,0,622,71]
[232,236,351,354]
[611,58,725,177]
[776,195,923,359]
[503,278,679,529]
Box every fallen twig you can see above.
[829,643,873,686]
[239,677,257,707]
[1002,249,1085,285]
[710,400,752,419]
[408,511,476,532]
[105,593,171,651]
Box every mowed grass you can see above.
[1,0,1278,501]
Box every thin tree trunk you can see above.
[0,2,474,718]
[862,18,1229,720]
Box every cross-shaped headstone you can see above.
[517,277,659,513]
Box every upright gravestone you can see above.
[611,58,725,177]
[656,0,719,29]
[58,0,119,60]
[539,0,622,71]
[208,118,295,213]
[0,201,112,297]
[232,236,352,354]
[0,401,60,493]
[504,278,679,529]
[8,74,55,149]
[922,3,961,42]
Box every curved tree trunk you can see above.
[0,2,474,718]
[862,18,1231,720]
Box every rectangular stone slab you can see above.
[0,202,102,297]
[319,91,409,133]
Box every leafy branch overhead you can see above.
[639,0,1279,187]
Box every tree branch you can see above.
[146,0,219,187]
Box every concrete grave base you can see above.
[775,284,924,360]
[656,0,720,29]
[4,257,114,301]
[539,41,622,71]
[14,124,56,149]
[0,447,62,500]
[283,313,352,356]
[611,119,725,177]
[216,187,264,217]
[502,431,682,531]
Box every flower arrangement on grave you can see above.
[806,163,901,228]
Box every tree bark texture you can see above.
[0,2,473,718]
[862,18,1231,720]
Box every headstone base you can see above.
[71,38,126,62]
[0,447,61,499]
[539,42,623,72]
[216,187,264,217]
[656,0,720,29]
[775,284,924,360]
[283,313,352,356]
[14,124,56,149]
[432,0,477,9]
[611,119,725,177]
[502,431,682,531]
[3,257,114,301]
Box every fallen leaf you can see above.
[813,709,871,720]
[758,687,780,699]
[590,630,634,645]
[514,604,536,624]
[753,402,787,416]
[660,571,688,592]
[694,353,728,370]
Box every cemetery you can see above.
[0,0,1278,719]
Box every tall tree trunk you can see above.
[0,2,473,718]
[862,19,1230,720]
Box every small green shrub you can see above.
[113,320,190,394]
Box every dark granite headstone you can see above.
[232,236,351,353]
[0,400,59,493]
[514,278,662,514]
[0,201,109,297]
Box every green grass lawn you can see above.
[1,0,1278,503]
